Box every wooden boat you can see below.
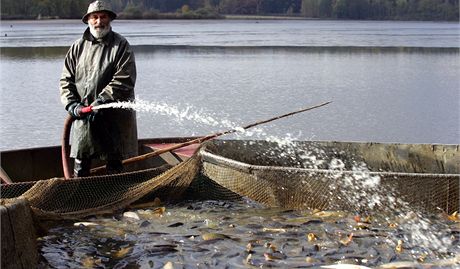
[0,136,204,217]
[0,137,200,184]
[0,136,202,269]
[0,137,460,212]
[2,138,458,215]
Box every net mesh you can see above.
[1,139,458,219]
[199,140,459,214]
[201,157,459,214]
[1,157,200,219]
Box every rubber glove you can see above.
[67,102,86,119]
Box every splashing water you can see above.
[96,99,456,260]
[326,163,455,257]
[96,99,229,128]
[96,99,284,141]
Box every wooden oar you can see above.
[90,101,332,174]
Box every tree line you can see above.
[1,0,458,21]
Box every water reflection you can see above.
[0,46,68,59]
[1,45,458,60]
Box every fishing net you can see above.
[199,140,459,214]
[1,157,200,219]
[1,139,458,219]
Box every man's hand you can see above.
[67,102,85,119]
[88,98,105,122]
[67,102,94,119]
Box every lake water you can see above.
[0,20,459,151]
[2,19,460,268]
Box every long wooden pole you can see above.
[0,167,13,184]
[90,101,332,174]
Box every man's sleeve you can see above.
[99,40,137,102]
[60,44,80,110]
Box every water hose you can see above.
[62,115,74,179]
[62,105,94,179]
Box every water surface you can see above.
[38,200,460,268]
[1,19,459,47]
[0,20,459,149]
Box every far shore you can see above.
[1,14,308,21]
[223,14,307,20]
[1,14,456,22]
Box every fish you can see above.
[112,246,132,259]
[139,220,151,227]
[168,222,184,227]
[73,222,99,227]
[306,256,316,263]
[163,261,174,269]
[313,210,346,218]
[285,217,323,224]
[264,252,286,261]
[446,211,459,222]
[128,197,162,209]
[355,222,371,229]
[339,233,354,246]
[246,243,254,253]
[321,265,372,269]
[123,211,140,220]
[201,233,231,241]
[262,227,287,233]
[307,232,317,242]
[153,206,166,216]
[378,261,423,268]
[81,256,102,268]
[395,240,403,253]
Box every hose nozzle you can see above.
[81,106,93,114]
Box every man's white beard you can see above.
[89,24,111,39]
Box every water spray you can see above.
[89,101,332,174]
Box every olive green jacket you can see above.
[60,28,138,160]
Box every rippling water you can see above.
[1,19,459,48]
[1,20,459,150]
[1,47,459,150]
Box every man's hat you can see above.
[82,0,117,24]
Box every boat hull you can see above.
[0,137,200,183]
[1,138,458,214]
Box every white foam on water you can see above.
[325,161,454,257]
[97,99,455,259]
[243,134,455,258]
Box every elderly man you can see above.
[60,0,138,177]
